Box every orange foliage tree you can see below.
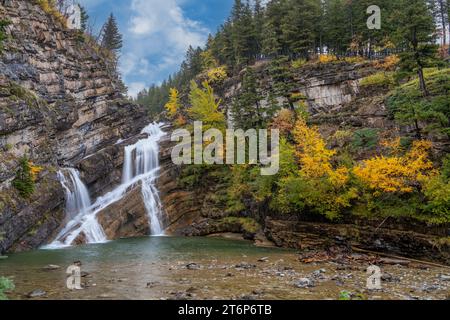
[353,141,435,195]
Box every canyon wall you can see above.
[0,0,148,253]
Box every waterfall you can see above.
[46,123,166,249]
[122,124,165,235]
[46,169,107,249]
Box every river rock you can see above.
[294,278,315,288]
[43,264,61,271]
[27,289,47,298]
[439,275,450,281]
[186,263,201,270]
[235,263,257,270]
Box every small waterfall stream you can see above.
[47,123,166,248]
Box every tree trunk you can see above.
[438,0,447,46]
[418,67,429,97]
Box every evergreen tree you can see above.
[281,0,319,57]
[262,0,287,58]
[231,67,265,130]
[252,0,265,57]
[231,0,255,66]
[268,55,296,111]
[395,0,438,96]
[80,5,89,33]
[100,14,123,54]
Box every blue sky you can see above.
[78,0,234,97]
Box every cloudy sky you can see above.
[78,0,234,97]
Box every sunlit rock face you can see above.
[0,1,148,253]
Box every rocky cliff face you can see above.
[0,1,148,253]
[157,60,450,263]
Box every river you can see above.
[0,236,448,300]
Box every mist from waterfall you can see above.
[46,123,165,249]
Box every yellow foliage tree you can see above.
[354,141,435,195]
[283,119,356,219]
[165,88,180,118]
[293,119,349,187]
[206,66,228,84]
[188,81,225,130]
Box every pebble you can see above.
[294,278,315,288]
[235,263,257,270]
[186,263,201,270]
[439,275,450,281]
[43,264,61,271]
[27,289,47,298]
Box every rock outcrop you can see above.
[0,1,148,253]
[97,184,150,240]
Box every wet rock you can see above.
[98,293,117,299]
[312,269,327,279]
[146,281,159,288]
[235,263,257,270]
[186,263,201,270]
[169,291,193,300]
[96,184,150,241]
[43,264,61,271]
[27,289,47,298]
[294,278,315,288]
[381,273,401,283]
[439,275,450,281]
[421,284,441,292]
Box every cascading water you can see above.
[46,169,107,248]
[47,123,166,249]
[122,124,166,235]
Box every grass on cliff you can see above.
[34,0,67,27]
[387,68,450,138]
[0,19,10,54]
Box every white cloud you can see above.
[120,0,209,89]
[127,81,147,98]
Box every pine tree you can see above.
[231,0,255,66]
[262,0,285,57]
[281,0,319,58]
[269,55,296,111]
[80,5,89,33]
[231,67,265,130]
[252,0,265,57]
[100,14,123,54]
[395,0,438,96]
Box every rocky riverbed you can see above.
[0,236,448,300]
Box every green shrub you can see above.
[220,217,261,234]
[12,157,35,198]
[292,58,307,69]
[0,277,14,300]
[360,72,394,88]
[352,129,379,150]
[442,155,450,181]
[0,19,11,54]
[422,175,450,224]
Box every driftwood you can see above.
[352,247,450,270]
